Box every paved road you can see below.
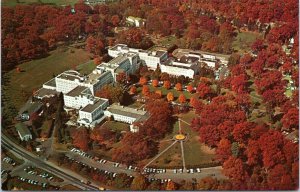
[1,135,99,190]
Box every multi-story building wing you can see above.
[78,98,109,128]
[108,44,168,70]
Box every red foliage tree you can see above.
[216,138,232,163]
[129,85,137,95]
[71,128,89,151]
[281,108,299,131]
[196,83,212,99]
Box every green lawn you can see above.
[137,85,193,100]
[159,35,178,46]
[103,121,130,132]
[232,31,263,53]
[3,46,92,110]
[146,111,216,168]
[76,60,96,75]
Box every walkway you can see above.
[143,140,178,169]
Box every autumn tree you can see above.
[152,79,159,87]
[178,94,186,104]
[95,84,124,104]
[281,108,299,131]
[142,85,150,96]
[139,76,148,85]
[175,83,182,91]
[71,128,90,151]
[86,36,105,56]
[167,92,174,102]
[165,181,177,190]
[129,85,137,95]
[111,15,120,26]
[130,174,148,190]
[197,83,212,99]
[187,85,194,93]
[216,138,232,163]
[112,132,158,164]
[163,80,171,89]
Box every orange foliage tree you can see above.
[175,83,182,91]
[178,94,186,104]
[142,85,150,96]
[164,80,171,89]
[167,92,174,102]
[139,77,148,85]
[152,79,159,87]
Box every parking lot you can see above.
[67,147,225,182]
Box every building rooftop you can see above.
[178,55,199,64]
[15,123,31,137]
[80,98,108,113]
[107,103,148,119]
[57,73,81,81]
[162,58,196,69]
[153,50,167,57]
[108,55,129,66]
[66,86,87,97]
[35,88,58,98]
[85,71,108,85]
[19,101,43,115]
[43,78,56,88]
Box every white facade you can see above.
[160,65,195,78]
[78,98,109,127]
[108,44,168,70]
[64,92,97,110]
[105,111,136,124]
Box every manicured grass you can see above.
[150,111,215,168]
[232,31,263,53]
[4,46,91,110]
[76,60,96,75]
[151,141,183,168]
[41,0,78,6]
[103,121,130,132]
[137,85,193,100]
